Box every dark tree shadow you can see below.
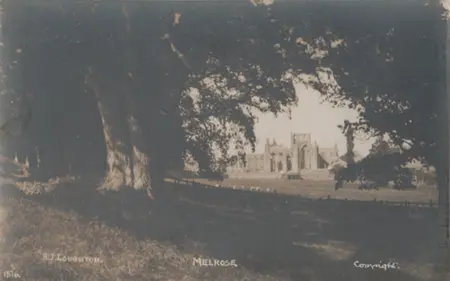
[6,178,445,281]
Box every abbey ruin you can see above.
[227,133,340,176]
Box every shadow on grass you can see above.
[3,178,446,281]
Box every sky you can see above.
[251,82,374,157]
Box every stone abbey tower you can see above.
[227,133,339,174]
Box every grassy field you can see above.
[0,177,446,281]
[193,178,438,203]
[0,181,283,281]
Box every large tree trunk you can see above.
[86,67,153,195]
[128,118,151,190]
[119,3,152,196]
[81,3,187,199]
[123,86,152,195]
[86,68,134,190]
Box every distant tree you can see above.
[369,137,396,156]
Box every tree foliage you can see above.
[369,137,397,157]
[2,1,447,196]
[359,142,405,186]
[298,1,447,171]
[0,1,332,177]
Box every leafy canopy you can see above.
[3,0,446,177]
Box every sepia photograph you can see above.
[0,0,448,280]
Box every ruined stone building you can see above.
[227,133,340,174]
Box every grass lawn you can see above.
[0,194,282,281]
[194,178,438,203]
[0,177,446,281]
